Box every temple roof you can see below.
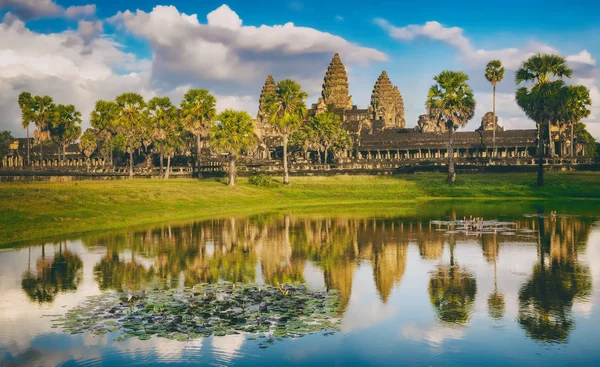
[321,53,352,110]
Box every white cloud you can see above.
[1,4,386,138]
[335,15,343,22]
[110,4,386,91]
[65,4,96,19]
[78,19,103,46]
[207,4,242,30]
[0,0,96,21]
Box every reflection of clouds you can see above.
[115,337,204,362]
[573,300,594,318]
[211,334,244,362]
[402,323,464,347]
[303,261,325,289]
[0,346,103,367]
[119,250,155,269]
[341,264,398,331]
[0,242,104,357]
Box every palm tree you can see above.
[148,96,181,179]
[210,110,257,186]
[31,95,55,164]
[180,89,216,178]
[515,54,573,186]
[90,100,118,166]
[114,93,147,178]
[485,60,505,154]
[79,129,97,171]
[426,71,476,184]
[18,92,34,166]
[265,79,308,185]
[49,104,82,163]
[560,85,591,157]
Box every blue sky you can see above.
[1,0,599,138]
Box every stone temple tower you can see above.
[369,71,406,130]
[320,53,353,111]
[256,75,277,137]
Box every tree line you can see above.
[7,53,598,187]
[13,79,350,186]
[427,53,594,186]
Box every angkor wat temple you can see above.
[1,53,595,176]
[252,53,592,170]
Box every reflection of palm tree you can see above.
[94,252,153,292]
[517,214,592,343]
[21,242,83,304]
[483,234,505,319]
[428,239,477,324]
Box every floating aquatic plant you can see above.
[52,283,340,344]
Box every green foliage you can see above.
[90,100,118,134]
[49,104,82,150]
[210,110,257,155]
[79,129,97,158]
[515,54,573,125]
[560,85,591,125]
[515,54,573,85]
[485,60,505,86]
[248,174,277,188]
[265,79,308,135]
[292,112,351,163]
[31,95,56,141]
[180,89,216,138]
[0,130,14,159]
[574,122,598,157]
[149,96,182,157]
[114,92,147,174]
[18,92,35,130]
[426,71,476,129]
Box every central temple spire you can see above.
[321,53,353,110]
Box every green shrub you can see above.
[248,174,277,188]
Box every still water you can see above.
[1,205,600,366]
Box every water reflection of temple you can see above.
[69,214,595,337]
[15,213,595,344]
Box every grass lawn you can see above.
[1,172,599,246]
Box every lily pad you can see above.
[53,283,340,343]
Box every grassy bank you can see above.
[1,172,600,246]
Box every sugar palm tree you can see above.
[90,100,118,166]
[115,93,147,178]
[485,60,505,154]
[148,96,181,179]
[210,110,257,186]
[515,54,573,186]
[265,79,308,185]
[426,71,476,184]
[560,85,591,157]
[79,129,97,171]
[180,89,216,178]
[49,104,82,163]
[32,95,55,164]
[18,92,34,166]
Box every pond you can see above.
[1,202,600,366]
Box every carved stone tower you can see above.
[256,75,277,137]
[369,71,406,130]
[320,53,353,111]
